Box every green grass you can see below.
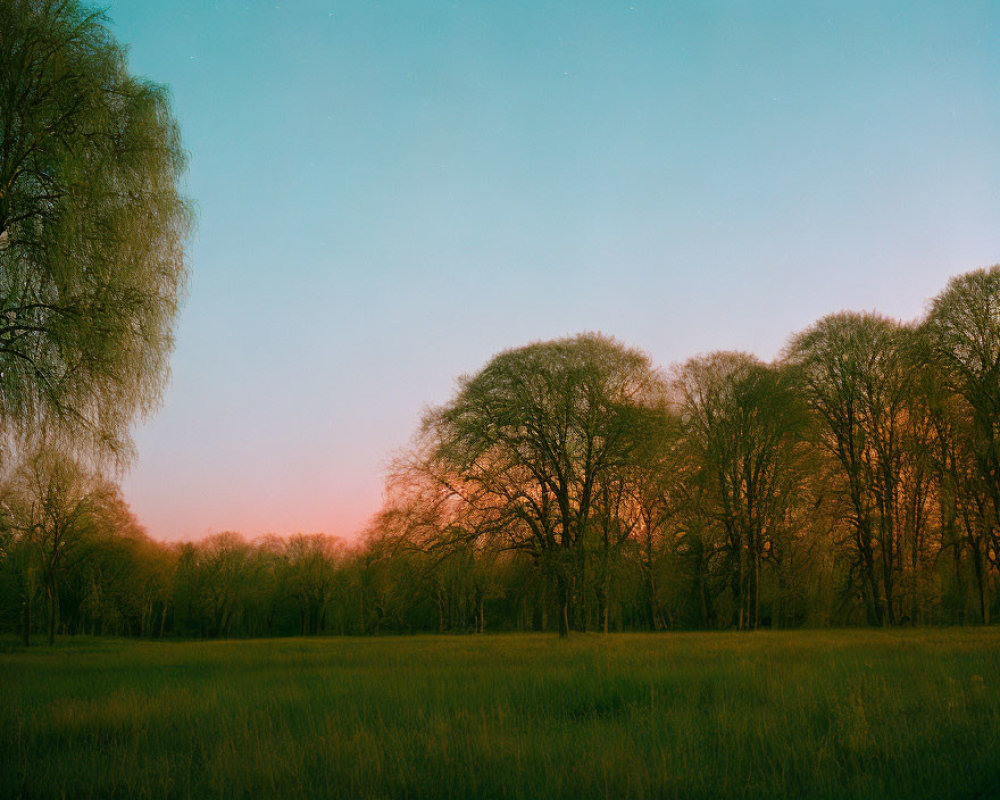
[2,630,999,799]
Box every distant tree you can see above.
[623,407,682,631]
[0,0,192,460]
[588,401,672,633]
[422,333,663,636]
[4,447,111,644]
[73,496,170,636]
[371,459,481,632]
[786,313,915,626]
[196,532,252,638]
[673,353,808,629]
[924,265,1000,622]
[283,534,343,635]
[590,464,641,633]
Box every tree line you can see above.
[4,268,1000,642]
[2,2,999,643]
[372,267,1000,636]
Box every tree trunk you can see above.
[859,534,882,626]
[753,549,761,631]
[22,591,31,647]
[646,572,660,631]
[556,574,570,637]
[953,539,964,624]
[699,569,710,628]
[47,576,57,646]
[973,543,989,624]
[882,546,896,627]
[736,542,745,631]
[911,498,922,624]
[597,583,609,634]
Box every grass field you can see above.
[2,630,999,799]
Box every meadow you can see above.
[2,630,999,799]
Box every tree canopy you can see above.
[421,333,664,635]
[0,0,192,461]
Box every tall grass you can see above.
[2,629,998,798]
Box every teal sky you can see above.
[110,1,1000,541]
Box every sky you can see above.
[108,0,1000,543]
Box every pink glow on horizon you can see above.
[123,469,380,543]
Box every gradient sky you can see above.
[108,1,1000,543]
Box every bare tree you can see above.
[625,411,682,630]
[673,353,807,629]
[786,313,915,626]
[5,447,111,644]
[283,534,344,635]
[924,265,1000,622]
[422,333,663,636]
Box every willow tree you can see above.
[0,0,192,459]
[423,333,663,636]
